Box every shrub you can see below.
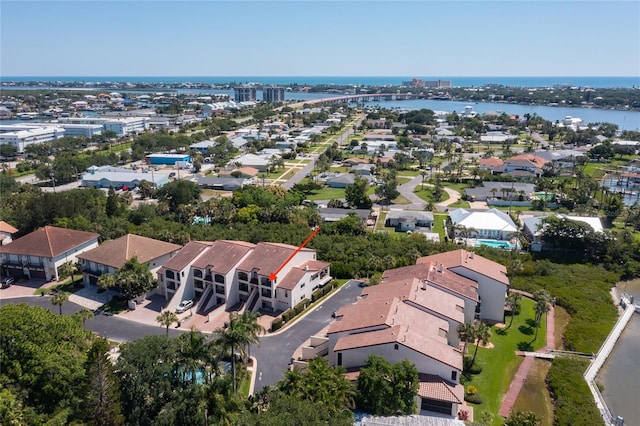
[466,385,477,395]
[548,358,604,425]
[311,288,323,302]
[271,317,283,332]
[464,392,483,404]
[282,309,295,322]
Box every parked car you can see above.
[176,299,193,313]
[1,277,15,288]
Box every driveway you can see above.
[252,279,364,391]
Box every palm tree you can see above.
[156,310,179,336]
[506,292,522,329]
[75,308,94,326]
[216,310,265,393]
[457,323,475,357]
[175,329,213,385]
[50,291,70,315]
[471,322,491,366]
[97,273,117,304]
[533,291,551,340]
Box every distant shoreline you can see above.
[2,75,639,89]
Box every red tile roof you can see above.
[509,154,549,167]
[363,277,465,323]
[277,267,307,291]
[0,226,98,258]
[417,249,509,286]
[417,373,464,404]
[77,234,181,269]
[161,241,212,271]
[479,157,503,166]
[0,221,18,234]
[333,300,462,370]
[382,263,478,301]
[192,240,255,273]
[237,242,314,276]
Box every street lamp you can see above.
[50,172,56,193]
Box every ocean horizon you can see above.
[2,76,639,88]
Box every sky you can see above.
[1,1,639,77]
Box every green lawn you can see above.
[463,297,548,425]
[414,187,450,203]
[447,199,470,209]
[304,187,346,201]
[432,213,449,240]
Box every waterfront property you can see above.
[0,226,99,281]
[449,208,518,242]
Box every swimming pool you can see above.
[475,239,513,250]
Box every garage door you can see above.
[29,269,46,279]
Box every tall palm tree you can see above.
[216,311,265,393]
[156,310,179,336]
[471,323,491,366]
[50,291,70,315]
[175,329,213,385]
[533,291,551,340]
[506,292,522,329]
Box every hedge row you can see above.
[311,283,333,302]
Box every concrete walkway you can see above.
[498,292,556,418]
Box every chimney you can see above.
[469,252,475,259]
[438,263,444,273]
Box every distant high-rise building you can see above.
[263,86,286,103]
[234,85,257,102]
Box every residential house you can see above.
[350,163,375,176]
[318,208,370,223]
[157,240,331,314]
[522,214,604,252]
[499,154,549,178]
[325,173,356,188]
[464,181,534,202]
[229,153,271,172]
[449,208,518,241]
[0,226,99,281]
[385,210,434,232]
[321,264,468,417]
[478,157,503,174]
[219,167,259,179]
[195,176,248,191]
[417,249,510,323]
[77,234,181,287]
[0,221,18,245]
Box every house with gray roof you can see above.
[386,210,434,232]
[326,173,356,188]
[522,214,603,252]
[195,176,248,191]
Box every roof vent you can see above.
[469,252,475,259]
[438,263,444,273]
[304,264,309,271]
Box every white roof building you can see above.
[449,208,518,240]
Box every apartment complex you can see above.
[157,240,331,314]
[263,85,286,103]
[234,85,257,102]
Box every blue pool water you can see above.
[475,239,512,250]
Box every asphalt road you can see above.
[2,280,366,391]
[250,279,364,391]
[1,296,183,340]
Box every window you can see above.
[216,285,225,295]
[166,270,175,279]
[238,272,248,281]
[421,398,452,415]
[194,269,203,278]
[394,344,399,350]
[261,288,271,298]
[337,353,342,366]
[451,371,457,382]
[214,274,225,284]
[285,291,288,298]
[239,282,248,292]
[300,283,305,288]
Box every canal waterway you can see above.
[598,280,640,426]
